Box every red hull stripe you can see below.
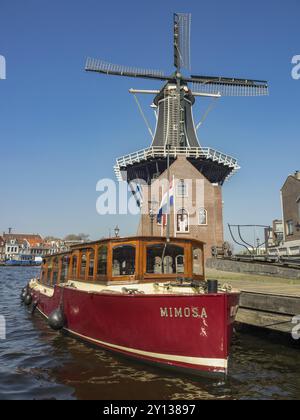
[37,307,227,370]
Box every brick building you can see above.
[280,171,300,254]
[265,219,284,250]
[137,156,224,259]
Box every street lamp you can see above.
[148,200,158,236]
[256,237,260,255]
[114,225,120,238]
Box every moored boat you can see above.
[25,236,240,377]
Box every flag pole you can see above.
[166,144,171,242]
[160,184,164,237]
[173,175,177,238]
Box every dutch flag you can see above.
[157,181,174,225]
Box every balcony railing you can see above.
[114,146,240,182]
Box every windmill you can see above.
[85,13,269,254]
[85,12,268,182]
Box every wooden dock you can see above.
[207,268,300,335]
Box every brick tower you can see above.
[114,82,239,258]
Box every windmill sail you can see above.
[174,13,191,71]
[85,58,167,81]
[190,75,269,96]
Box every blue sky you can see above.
[0,0,299,243]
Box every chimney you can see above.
[295,171,300,180]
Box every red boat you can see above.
[26,236,240,376]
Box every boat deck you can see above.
[29,278,239,297]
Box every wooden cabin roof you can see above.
[69,236,206,250]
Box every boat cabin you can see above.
[39,237,205,287]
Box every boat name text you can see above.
[160,306,207,319]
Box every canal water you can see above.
[0,267,300,400]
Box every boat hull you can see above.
[29,284,239,376]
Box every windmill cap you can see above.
[295,171,300,180]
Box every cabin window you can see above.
[193,247,204,276]
[88,250,95,278]
[97,246,108,276]
[52,257,59,286]
[47,259,53,285]
[60,256,70,283]
[80,253,87,278]
[71,256,78,278]
[112,245,135,277]
[41,268,47,284]
[146,244,185,275]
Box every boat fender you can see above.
[24,294,33,306]
[31,300,39,315]
[48,308,65,331]
[20,285,29,302]
[20,290,27,302]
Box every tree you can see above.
[64,233,90,242]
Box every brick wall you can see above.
[137,156,224,259]
[282,175,300,243]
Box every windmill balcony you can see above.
[114,146,240,183]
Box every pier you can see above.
[207,267,300,335]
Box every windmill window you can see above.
[177,209,189,233]
[177,180,188,197]
[199,208,208,225]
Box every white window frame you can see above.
[176,208,190,233]
[297,197,300,220]
[177,179,188,198]
[286,220,294,236]
[199,208,208,226]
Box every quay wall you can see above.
[206,258,300,280]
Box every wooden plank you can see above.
[240,292,300,316]
[236,308,293,334]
